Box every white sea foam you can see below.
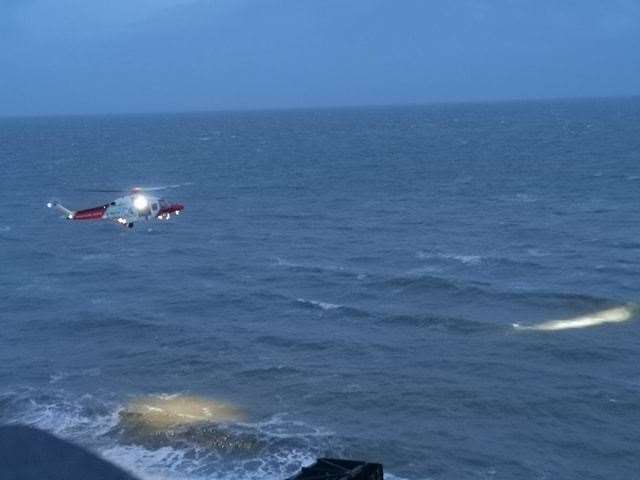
[417,251,482,265]
[385,474,428,480]
[81,253,114,262]
[11,392,121,439]
[274,257,300,268]
[248,413,335,439]
[296,298,340,310]
[101,444,191,480]
[514,193,537,203]
[49,372,70,384]
[526,248,549,257]
[274,257,346,273]
[513,305,637,331]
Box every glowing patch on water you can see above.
[513,305,637,331]
[123,394,245,429]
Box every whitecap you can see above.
[81,253,113,262]
[526,248,549,257]
[296,298,341,310]
[100,444,190,480]
[49,372,70,384]
[274,257,346,272]
[514,193,537,203]
[417,251,482,265]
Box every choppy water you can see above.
[1,98,640,480]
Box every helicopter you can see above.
[47,186,185,228]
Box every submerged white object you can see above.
[514,305,636,331]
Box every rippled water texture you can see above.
[1,98,640,479]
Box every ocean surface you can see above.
[1,98,639,480]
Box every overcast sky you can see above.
[1,0,639,116]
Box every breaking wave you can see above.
[380,313,495,335]
[296,298,340,311]
[295,298,370,318]
[416,251,483,265]
[370,270,613,308]
[273,257,362,279]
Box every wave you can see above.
[80,253,114,262]
[416,250,551,270]
[380,313,496,334]
[514,193,537,203]
[255,335,329,351]
[295,298,370,317]
[236,366,302,379]
[513,305,637,331]
[296,298,340,310]
[49,368,101,384]
[372,271,613,310]
[375,273,466,292]
[416,251,482,265]
[273,257,360,278]
[0,389,120,440]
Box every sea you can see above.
[1,97,639,480]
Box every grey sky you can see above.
[1,0,639,116]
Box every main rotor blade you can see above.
[77,189,125,193]
[77,183,192,194]
[131,183,192,192]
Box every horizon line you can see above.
[2,93,639,121]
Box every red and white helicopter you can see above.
[47,186,185,228]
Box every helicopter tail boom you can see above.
[47,201,75,219]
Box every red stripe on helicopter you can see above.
[73,204,108,220]
[157,203,184,217]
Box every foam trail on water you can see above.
[513,305,637,331]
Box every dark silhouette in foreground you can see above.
[0,425,136,480]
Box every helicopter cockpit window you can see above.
[152,202,159,211]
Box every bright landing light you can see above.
[133,195,148,210]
